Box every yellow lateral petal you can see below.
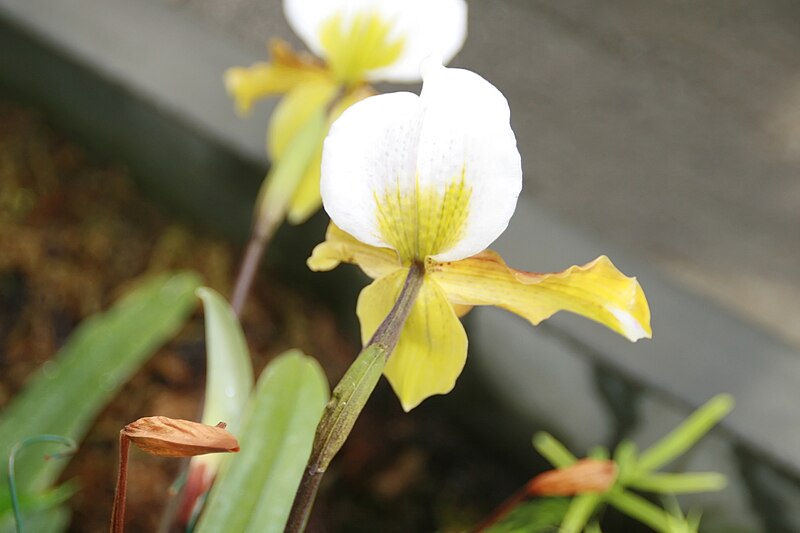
[307,223,401,279]
[431,251,652,342]
[224,39,329,116]
[286,143,323,225]
[287,85,376,225]
[254,106,328,235]
[267,79,338,161]
[357,272,468,411]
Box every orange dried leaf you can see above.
[122,416,240,457]
[527,458,617,496]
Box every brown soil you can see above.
[0,100,529,532]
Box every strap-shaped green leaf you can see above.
[635,394,734,474]
[532,432,578,468]
[195,350,329,533]
[197,287,254,434]
[0,272,201,513]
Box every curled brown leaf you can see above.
[121,416,240,457]
[527,458,617,496]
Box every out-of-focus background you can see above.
[1,0,799,531]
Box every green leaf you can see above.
[607,489,672,532]
[196,287,254,434]
[532,433,578,468]
[485,498,570,533]
[0,484,75,515]
[0,482,75,525]
[627,472,726,494]
[0,272,200,499]
[195,350,329,533]
[635,394,734,474]
[586,520,603,533]
[0,505,69,533]
[587,446,609,460]
[612,440,638,483]
[559,494,602,533]
[183,287,256,509]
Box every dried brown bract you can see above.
[122,416,240,457]
[527,458,617,496]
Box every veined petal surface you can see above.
[321,64,521,263]
[357,270,468,411]
[282,0,467,83]
[430,251,652,342]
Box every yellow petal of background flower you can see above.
[287,85,375,225]
[307,223,401,279]
[286,144,324,225]
[318,11,405,85]
[224,39,329,116]
[431,251,652,342]
[357,271,468,411]
[267,79,338,161]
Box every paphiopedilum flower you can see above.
[225,0,468,224]
[308,62,652,411]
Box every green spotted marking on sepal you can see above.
[374,169,471,262]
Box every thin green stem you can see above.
[284,262,425,533]
[7,435,76,533]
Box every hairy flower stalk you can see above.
[285,262,424,532]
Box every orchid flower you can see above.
[308,62,652,411]
[226,0,468,224]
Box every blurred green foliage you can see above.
[0,272,201,529]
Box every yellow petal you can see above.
[319,11,405,86]
[430,251,652,342]
[307,223,401,279]
[286,143,324,225]
[452,303,473,318]
[253,106,328,235]
[287,85,376,225]
[267,79,338,161]
[357,271,468,411]
[224,39,329,116]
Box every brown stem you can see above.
[231,216,279,317]
[284,263,425,533]
[110,433,131,533]
[471,483,530,533]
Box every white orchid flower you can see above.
[309,62,652,411]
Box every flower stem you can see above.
[230,217,280,317]
[285,262,425,533]
[110,433,131,533]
